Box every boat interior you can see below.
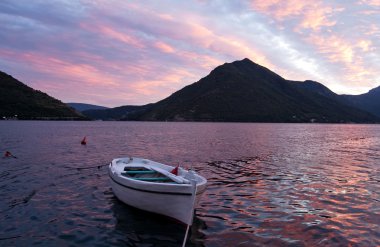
[121,166,177,183]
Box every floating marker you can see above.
[81,136,87,145]
[4,151,17,159]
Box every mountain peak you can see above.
[232,57,256,66]
[226,58,285,82]
[241,57,253,63]
[118,58,378,123]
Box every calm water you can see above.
[0,121,379,246]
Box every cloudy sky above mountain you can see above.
[1,0,379,107]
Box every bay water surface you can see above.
[0,121,379,246]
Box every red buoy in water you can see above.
[81,137,87,145]
[4,151,16,158]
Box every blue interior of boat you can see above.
[124,170,156,174]
[128,177,171,181]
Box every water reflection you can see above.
[110,195,206,246]
[0,122,379,246]
[197,154,380,246]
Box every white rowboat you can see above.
[109,157,207,225]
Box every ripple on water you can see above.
[1,122,379,246]
[196,156,380,246]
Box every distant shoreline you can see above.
[1,119,378,124]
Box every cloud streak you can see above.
[0,0,379,106]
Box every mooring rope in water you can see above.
[67,163,110,170]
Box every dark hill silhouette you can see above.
[293,80,380,118]
[292,80,338,99]
[341,86,380,118]
[0,71,85,120]
[67,103,109,112]
[121,58,377,123]
[83,104,153,120]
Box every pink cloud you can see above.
[0,49,135,105]
[81,3,280,79]
[154,41,175,53]
[80,22,145,49]
[307,35,354,63]
[250,0,308,20]
[98,27,144,49]
[167,21,277,71]
[1,46,225,106]
[306,34,376,88]
[2,0,380,105]
[364,24,379,35]
[357,40,373,52]
[299,7,337,31]
[250,0,340,31]
[359,0,380,6]
[18,52,118,86]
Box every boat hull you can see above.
[108,157,207,224]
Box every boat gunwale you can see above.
[109,168,206,194]
[110,158,207,187]
[109,158,207,195]
[109,170,197,196]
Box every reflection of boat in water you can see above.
[109,194,207,246]
[108,157,207,224]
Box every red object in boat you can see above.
[171,165,179,175]
[81,137,87,145]
[4,151,12,157]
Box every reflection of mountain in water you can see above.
[110,195,206,246]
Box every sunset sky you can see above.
[1,0,379,107]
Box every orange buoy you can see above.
[81,136,87,145]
